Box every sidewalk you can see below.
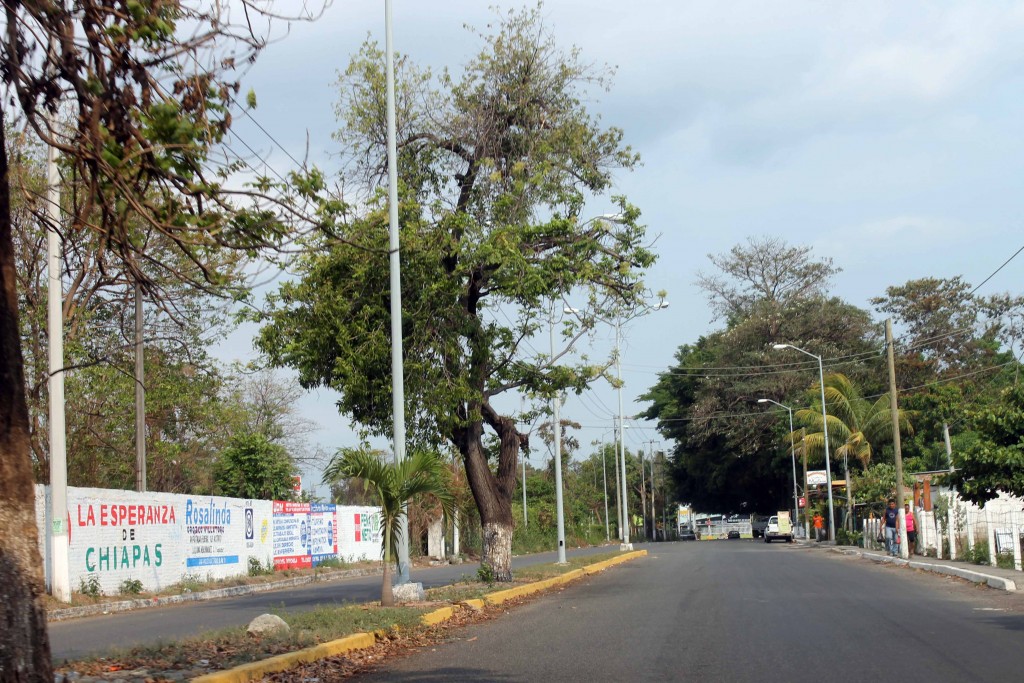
[804,540,1020,592]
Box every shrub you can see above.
[963,539,990,565]
[78,575,101,598]
[996,552,1015,570]
[477,564,496,585]
[248,556,274,576]
[119,578,144,595]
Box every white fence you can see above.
[861,491,1024,572]
[35,485,383,595]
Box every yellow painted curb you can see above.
[192,632,376,683]
[196,550,648,682]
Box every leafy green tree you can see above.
[323,448,453,606]
[948,384,1024,505]
[0,2,326,675]
[258,7,654,581]
[213,432,297,501]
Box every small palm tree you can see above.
[793,373,914,469]
[323,448,454,606]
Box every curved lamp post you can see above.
[757,398,801,538]
[615,301,668,549]
[772,344,835,542]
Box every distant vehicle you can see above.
[764,512,794,543]
[751,515,770,538]
[727,529,741,539]
[679,524,697,541]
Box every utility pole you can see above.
[601,439,610,541]
[134,283,146,492]
[46,86,70,602]
[944,422,957,560]
[885,319,908,559]
[639,446,646,541]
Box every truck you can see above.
[764,511,793,543]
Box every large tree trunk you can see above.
[0,113,53,682]
[458,403,524,582]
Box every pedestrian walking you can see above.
[813,512,824,542]
[883,499,899,556]
[904,503,917,555]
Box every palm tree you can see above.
[793,373,914,470]
[323,448,454,606]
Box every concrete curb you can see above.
[48,568,381,622]
[194,550,648,683]
[832,547,1018,592]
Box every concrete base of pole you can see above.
[392,582,425,603]
[619,543,634,551]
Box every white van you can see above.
[764,511,793,543]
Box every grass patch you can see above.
[55,603,431,674]
[54,549,636,677]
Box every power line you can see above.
[970,242,1024,296]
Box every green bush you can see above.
[248,556,274,576]
[836,528,862,546]
[78,575,101,598]
[963,539,990,565]
[119,577,144,595]
[476,564,496,585]
[996,552,1015,570]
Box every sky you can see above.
[218,1,1024,494]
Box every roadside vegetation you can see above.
[52,552,624,678]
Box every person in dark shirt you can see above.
[883,499,899,556]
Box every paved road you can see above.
[355,541,1024,683]
[48,545,615,661]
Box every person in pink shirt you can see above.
[904,503,917,555]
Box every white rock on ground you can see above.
[247,613,290,636]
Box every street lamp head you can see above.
[757,399,769,404]
[654,301,669,310]
[563,306,580,314]
[772,344,789,350]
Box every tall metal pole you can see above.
[134,283,146,492]
[773,344,835,541]
[613,423,622,540]
[787,406,798,535]
[384,0,410,584]
[815,354,836,542]
[602,439,610,541]
[616,318,631,549]
[522,450,527,530]
[759,398,800,538]
[650,447,657,541]
[885,320,908,559]
[46,98,70,602]
[802,428,809,539]
[550,302,567,563]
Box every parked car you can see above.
[727,529,741,539]
[679,524,697,541]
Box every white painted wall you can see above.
[37,485,380,595]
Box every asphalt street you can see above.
[47,545,614,661]
[354,540,1024,683]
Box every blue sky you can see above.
[219,1,1024,492]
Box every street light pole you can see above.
[773,344,835,542]
[614,318,632,550]
[550,301,567,564]
[384,0,411,584]
[757,399,800,537]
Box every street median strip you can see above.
[193,550,647,683]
